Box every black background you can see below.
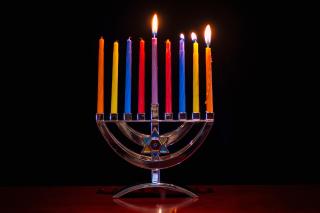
[1,1,317,185]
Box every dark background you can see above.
[1,1,316,185]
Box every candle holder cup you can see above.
[96,104,213,198]
[123,113,132,120]
[164,112,173,120]
[136,113,145,120]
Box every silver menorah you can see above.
[96,106,213,198]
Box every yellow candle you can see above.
[191,32,199,113]
[97,37,104,114]
[111,41,119,114]
[205,25,213,113]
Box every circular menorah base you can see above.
[113,183,198,198]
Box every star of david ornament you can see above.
[141,127,169,156]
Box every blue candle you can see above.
[124,37,132,113]
[179,34,186,113]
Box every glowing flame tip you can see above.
[191,32,197,41]
[180,33,184,39]
[152,14,158,35]
[204,24,211,46]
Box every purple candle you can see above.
[151,14,158,104]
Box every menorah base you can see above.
[113,183,198,198]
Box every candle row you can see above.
[97,14,213,120]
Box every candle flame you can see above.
[152,14,158,36]
[180,33,184,40]
[204,25,211,46]
[191,32,197,41]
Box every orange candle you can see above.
[205,25,213,113]
[97,36,104,114]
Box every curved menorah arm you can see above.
[163,122,194,146]
[116,122,147,146]
[97,120,152,164]
[158,122,212,167]
[97,120,213,170]
[116,121,194,147]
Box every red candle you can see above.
[97,36,104,114]
[165,39,172,113]
[138,39,145,113]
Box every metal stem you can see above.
[151,169,160,184]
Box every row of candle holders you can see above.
[96,112,214,121]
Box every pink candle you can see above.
[151,14,158,105]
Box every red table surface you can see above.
[1,185,320,213]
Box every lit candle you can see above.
[204,25,213,113]
[165,39,172,114]
[191,32,199,114]
[110,41,119,115]
[151,14,158,105]
[179,33,186,114]
[124,37,132,114]
[97,36,104,114]
[138,39,145,114]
